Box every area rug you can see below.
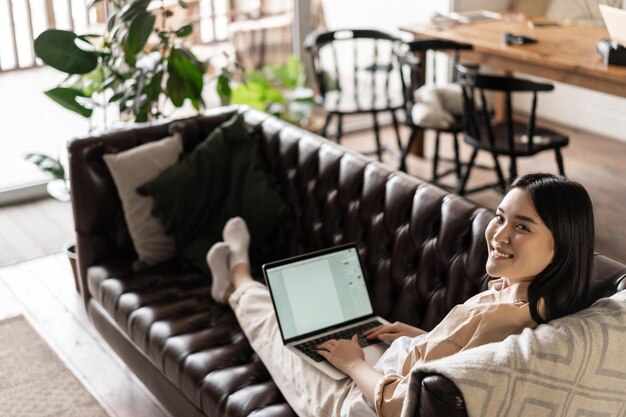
[0,315,110,417]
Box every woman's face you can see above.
[485,188,555,284]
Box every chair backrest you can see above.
[395,39,472,113]
[304,29,401,105]
[456,63,554,155]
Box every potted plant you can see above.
[29,0,205,291]
[23,153,70,202]
[33,0,206,126]
[217,54,320,129]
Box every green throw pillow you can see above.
[138,113,292,276]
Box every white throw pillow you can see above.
[411,84,463,129]
[435,84,464,116]
[103,134,183,266]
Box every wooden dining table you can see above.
[399,17,626,155]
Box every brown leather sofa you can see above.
[68,106,626,417]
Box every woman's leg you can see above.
[207,218,352,417]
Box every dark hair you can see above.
[508,173,595,324]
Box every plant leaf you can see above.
[107,13,117,32]
[286,54,306,88]
[120,0,151,22]
[44,87,93,117]
[109,91,125,103]
[145,70,163,101]
[175,24,193,38]
[216,73,232,105]
[34,30,98,74]
[167,46,204,98]
[165,73,186,107]
[86,0,102,8]
[24,153,66,181]
[231,84,266,111]
[126,11,156,54]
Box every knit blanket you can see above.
[401,291,626,417]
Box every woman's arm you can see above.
[317,335,383,404]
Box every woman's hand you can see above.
[363,321,427,343]
[318,336,384,405]
[316,335,366,375]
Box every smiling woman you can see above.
[503,174,595,324]
[485,189,556,290]
[204,172,597,417]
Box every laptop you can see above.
[600,4,626,46]
[263,243,390,380]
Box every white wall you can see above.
[321,0,513,33]
[514,81,626,142]
[321,0,451,34]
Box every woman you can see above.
[206,173,595,417]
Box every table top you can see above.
[400,18,626,96]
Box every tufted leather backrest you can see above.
[238,109,495,330]
[70,106,626,327]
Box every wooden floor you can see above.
[0,254,172,417]
[0,198,75,267]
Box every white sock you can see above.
[223,217,250,269]
[206,242,231,304]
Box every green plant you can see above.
[218,55,316,126]
[24,153,66,183]
[34,0,206,124]
[24,153,70,201]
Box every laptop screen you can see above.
[600,4,626,46]
[264,245,374,342]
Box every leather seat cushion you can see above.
[87,261,293,415]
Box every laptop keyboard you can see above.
[294,320,384,362]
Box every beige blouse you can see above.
[374,278,537,417]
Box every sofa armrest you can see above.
[68,107,239,305]
[419,375,467,417]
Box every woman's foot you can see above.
[223,217,250,270]
[206,242,233,304]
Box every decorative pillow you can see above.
[138,113,292,276]
[435,84,464,116]
[411,84,463,129]
[103,134,183,267]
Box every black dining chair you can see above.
[304,29,404,161]
[395,39,473,183]
[455,63,568,195]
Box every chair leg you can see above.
[390,110,403,154]
[432,130,441,182]
[371,111,383,161]
[458,148,478,196]
[336,114,343,144]
[508,156,518,190]
[399,127,418,172]
[321,113,332,138]
[491,152,507,193]
[453,133,462,181]
[555,148,565,176]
